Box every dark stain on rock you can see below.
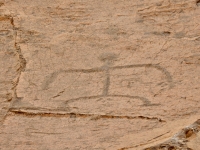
[152,31,171,36]
[184,55,200,65]
[196,0,200,6]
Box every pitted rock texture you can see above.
[0,0,200,149]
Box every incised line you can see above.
[65,95,159,106]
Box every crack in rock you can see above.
[12,17,26,99]
[0,15,26,124]
[8,109,166,122]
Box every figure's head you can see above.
[99,53,118,65]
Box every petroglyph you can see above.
[41,53,173,106]
[2,1,200,150]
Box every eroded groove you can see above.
[0,15,27,99]
[0,15,26,124]
[8,109,166,122]
[12,17,26,98]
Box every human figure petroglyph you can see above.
[99,53,117,96]
[42,53,174,106]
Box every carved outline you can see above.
[41,57,173,106]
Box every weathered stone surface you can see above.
[0,0,200,149]
[143,119,200,150]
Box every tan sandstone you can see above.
[0,0,200,149]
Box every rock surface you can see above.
[0,0,200,149]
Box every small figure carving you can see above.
[42,53,174,106]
